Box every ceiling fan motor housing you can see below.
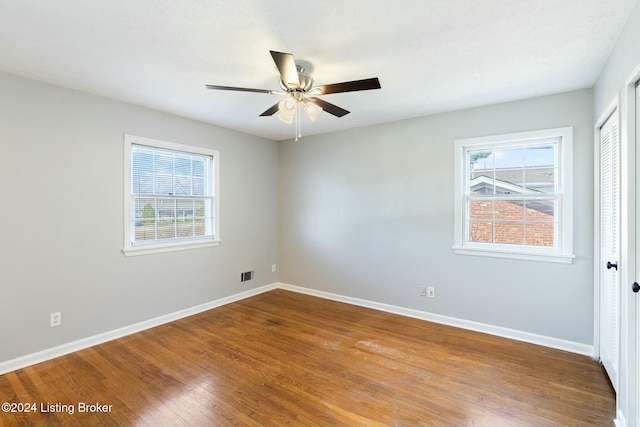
[278,65,314,93]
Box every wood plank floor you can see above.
[0,289,614,426]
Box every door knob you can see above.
[633,282,640,293]
[606,261,618,270]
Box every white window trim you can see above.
[122,134,221,257]
[453,127,575,264]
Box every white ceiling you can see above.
[0,0,636,141]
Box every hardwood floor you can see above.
[0,289,614,426]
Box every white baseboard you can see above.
[0,283,278,376]
[277,282,594,357]
[1,281,593,375]
[614,409,627,427]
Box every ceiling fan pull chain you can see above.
[298,103,302,140]
[295,102,301,141]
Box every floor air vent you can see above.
[240,270,254,283]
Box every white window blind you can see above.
[123,135,220,256]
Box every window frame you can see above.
[453,127,574,263]
[122,134,220,256]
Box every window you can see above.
[453,127,574,263]
[123,135,220,256]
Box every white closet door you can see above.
[635,80,640,427]
[599,109,621,392]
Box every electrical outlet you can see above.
[419,286,427,296]
[272,264,277,273]
[427,287,435,298]
[50,312,62,327]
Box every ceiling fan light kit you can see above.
[206,50,381,141]
[303,100,322,121]
[277,99,296,124]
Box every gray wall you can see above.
[279,89,594,344]
[0,70,603,361]
[0,71,279,362]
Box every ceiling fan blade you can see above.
[310,97,350,118]
[315,78,381,95]
[206,84,275,94]
[270,50,300,88]
[259,102,280,117]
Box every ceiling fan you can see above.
[206,50,381,140]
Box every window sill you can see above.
[452,245,575,264]
[123,239,221,257]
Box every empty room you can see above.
[1,1,640,426]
